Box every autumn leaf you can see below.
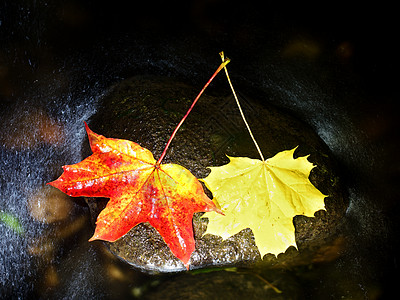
[200,52,326,257]
[49,123,221,268]
[201,148,326,256]
[48,58,229,269]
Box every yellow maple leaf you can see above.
[201,52,326,257]
[201,148,326,257]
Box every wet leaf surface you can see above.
[49,123,221,268]
[202,148,326,257]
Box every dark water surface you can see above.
[1,1,398,299]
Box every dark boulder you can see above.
[84,76,348,273]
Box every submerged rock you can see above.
[28,185,73,224]
[141,268,301,300]
[84,76,348,273]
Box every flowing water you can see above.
[0,59,99,297]
[1,1,397,299]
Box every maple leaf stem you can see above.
[156,58,231,165]
[219,51,265,162]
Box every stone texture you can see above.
[84,76,348,273]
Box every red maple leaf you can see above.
[49,123,221,268]
[48,57,229,269]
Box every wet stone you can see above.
[28,185,73,224]
[84,76,348,273]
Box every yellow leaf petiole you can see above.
[219,51,265,162]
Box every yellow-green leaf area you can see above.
[202,148,327,257]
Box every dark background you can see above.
[1,1,398,298]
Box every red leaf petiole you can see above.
[156,56,230,165]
